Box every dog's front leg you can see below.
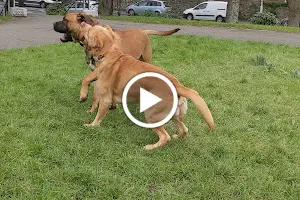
[84,97,111,127]
[89,81,100,113]
[80,70,98,102]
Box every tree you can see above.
[287,0,300,27]
[226,0,240,23]
[99,0,113,16]
[116,0,122,16]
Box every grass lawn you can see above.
[102,16,300,33]
[0,16,13,23]
[1,35,300,199]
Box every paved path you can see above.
[1,15,300,50]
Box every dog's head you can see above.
[53,12,99,43]
[81,23,115,61]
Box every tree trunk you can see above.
[116,0,122,16]
[226,0,240,23]
[99,0,113,16]
[287,0,300,27]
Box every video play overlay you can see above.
[122,72,178,128]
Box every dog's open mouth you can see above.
[60,33,72,42]
[60,35,66,42]
[53,21,73,42]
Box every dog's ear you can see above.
[77,13,99,26]
[102,25,115,40]
[77,13,85,22]
[93,35,102,49]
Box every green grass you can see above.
[102,16,300,33]
[0,16,13,23]
[1,36,300,199]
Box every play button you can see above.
[140,88,162,113]
[122,72,178,129]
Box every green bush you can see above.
[46,3,67,16]
[250,12,278,25]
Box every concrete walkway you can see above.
[1,15,300,50]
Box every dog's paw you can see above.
[144,145,154,150]
[86,109,93,113]
[79,96,88,103]
[84,122,100,127]
[88,109,94,113]
[144,144,159,150]
[84,123,92,127]
[109,104,117,110]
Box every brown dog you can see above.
[53,13,180,66]
[80,25,214,150]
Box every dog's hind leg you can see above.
[172,115,188,139]
[144,126,170,150]
[172,97,188,139]
[84,97,111,127]
[140,44,152,63]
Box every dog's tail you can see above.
[177,86,214,132]
[143,28,180,36]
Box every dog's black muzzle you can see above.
[53,21,67,33]
[53,20,73,42]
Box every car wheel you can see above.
[40,1,46,8]
[128,9,135,16]
[186,13,193,20]
[216,15,224,23]
[155,11,160,15]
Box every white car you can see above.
[183,1,227,22]
[16,0,60,8]
[66,1,98,17]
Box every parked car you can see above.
[16,0,60,8]
[183,1,227,22]
[66,1,98,17]
[125,0,171,16]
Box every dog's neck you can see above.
[102,44,123,61]
[94,44,123,70]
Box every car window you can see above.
[77,2,89,8]
[136,1,147,6]
[194,3,207,10]
[163,2,169,7]
[77,2,83,8]
[147,1,159,6]
[156,2,161,6]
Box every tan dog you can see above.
[53,13,181,106]
[80,25,214,150]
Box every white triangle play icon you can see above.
[140,88,162,113]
